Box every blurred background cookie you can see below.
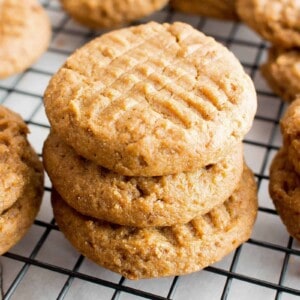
[171,0,238,20]
[60,0,169,29]
[261,48,300,103]
[0,0,51,79]
[237,0,300,48]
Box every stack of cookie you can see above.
[0,106,44,254]
[237,0,300,103]
[269,98,300,242]
[43,22,258,279]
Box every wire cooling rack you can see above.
[0,0,299,299]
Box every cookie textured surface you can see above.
[261,48,300,103]
[171,0,238,20]
[0,106,38,214]
[280,98,300,174]
[52,165,257,279]
[44,133,244,226]
[269,149,300,241]
[0,0,51,79]
[60,0,168,29]
[45,22,256,176]
[0,108,43,255]
[237,0,300,48]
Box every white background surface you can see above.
[0,0,299,299]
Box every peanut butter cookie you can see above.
[43,132,244,227]
[60,0,168,29]
[269,149,300,241]
[52,165,257,279]
[0,109,44,254]
[171,0,238,20]
[237,0,300,49]
[44,22,256,176]
[280,98,300,174]
[261,48,300,102]
[0,0,51,79]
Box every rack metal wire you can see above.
[0,0,299,299]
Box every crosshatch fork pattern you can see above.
[0,0,299,299]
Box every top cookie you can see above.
[60,0,168,29]
[44,22,256,176]
[171,0,239,20]
[237,0,300,49]
[280,97,300,174]
[0,0,51,79]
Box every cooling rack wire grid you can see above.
[0,1,299,299]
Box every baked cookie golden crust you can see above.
[0,0,51,79]
[237,0,300,49]
[44,22,256,176]
[0,141,44,255]
[261,48,300,103]
[269,149,300,241]
[52,165,257,279]
[0,106,36,214]
[280,98,300,174]
[43,132,244,227]
[60,0,168,29]
[171,0,238,20]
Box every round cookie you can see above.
[0,0,51,79]
[280,98,300,174]
[52,165,258,279]
[0,142,44,255]
[236,0,300,49]
[171,0,238,20]
[0,106,34,214]
[44,22,256,176]
[269,149,300,241]
[261,48,300,103]
[43,132,244,227]
[60,0,168,29]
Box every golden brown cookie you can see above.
[0,0,51,79]
[269,149,300,241]
[261,48,300,103]
[60,0,168,29]
[237,0,300,49]
[0,139,44,255]
[0,106,37,214]
[280,98,300,174]
[171,0,238,20]
[44,22,256,176]
[52,165,258,279]
[43,132,244,227]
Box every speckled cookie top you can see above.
[60,0,169,29]
[43,132,244,226]
[45,21,256,176]
[237,0,300,48]
[52,165,258,279]
[0,0,51,78]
